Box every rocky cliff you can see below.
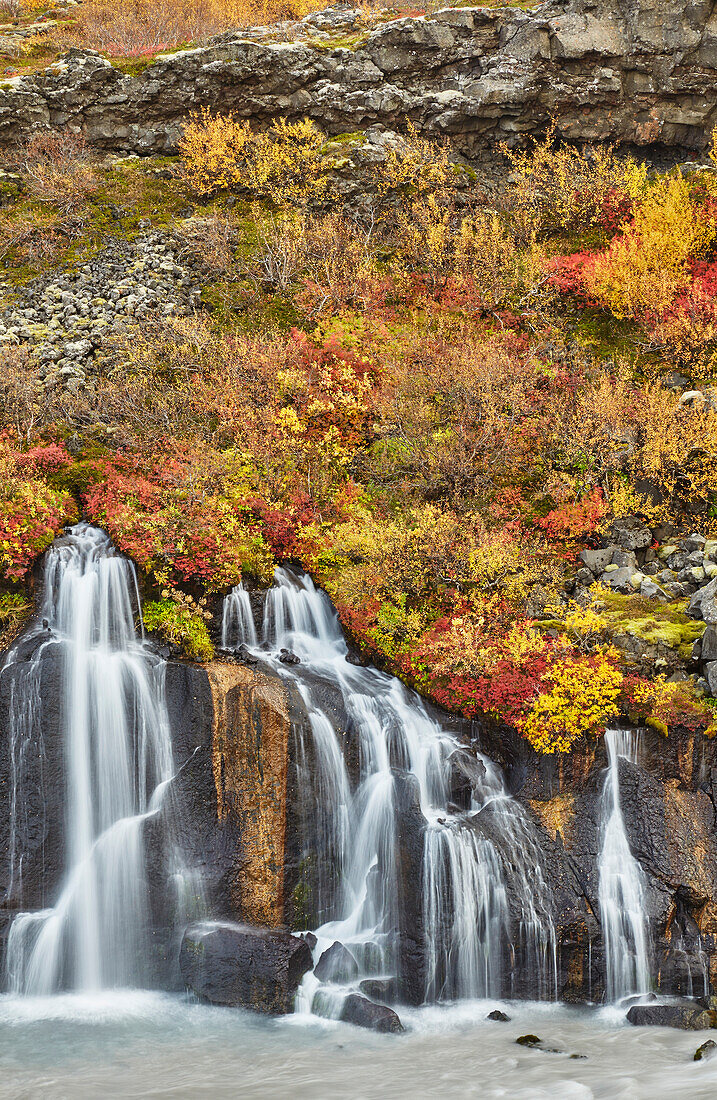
[1,0,716,157]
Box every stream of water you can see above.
[1,532,709,1097]
[597,728,651,1002]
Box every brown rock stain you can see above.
[529,793,576,845]
[207,662,290,928]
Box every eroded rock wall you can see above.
[1,1,716,156]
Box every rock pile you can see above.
[577,519,717,604]
[0,232,201,388]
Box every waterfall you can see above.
[225,567,557,1007]
[598,728,651,1002]
[222,583,257,649]
[5,524,194,995]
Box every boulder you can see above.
[627,1003,717,1030]
[601,566,636,593]
[687,578,717,623]
[314,941,359,983]
[706,662,717,696]
[694,1039,717,1060]
[610,518,652,552]
[579,548,614,575]
[359,978,397,1003]
[339,992,404,1033]
[702,625,717,661]
[487,1009,511,1021]
[179,922,313,1014]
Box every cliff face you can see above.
[1,1,716,156]
[162,659,304,933]
[488,722,717,998]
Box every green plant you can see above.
[142,593,214,661]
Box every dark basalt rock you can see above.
[314,941,359,983]
[359,978,397,1003]
[516,1034,543,1047]
[627,1003,717,1030]
[339,993,404,1033]
[487,1009,511,1022]
[179,922,313,1014]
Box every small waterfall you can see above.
[222,584,257,649]
[598,728,651,1002]
[225,567,557,1007]
[5,524,197,995]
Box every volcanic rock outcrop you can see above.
[1,0,716,157]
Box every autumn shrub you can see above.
[584,172,716,319]
[624,674,715,737]
[71,0,325,56]
[0,437,77,581]
[83,449,274,591]
[521,651,623,754]
[0,592,31,651]
[7,131,100,214]
[143,593,214,661]
[373,123,453,205]
[180,112,326,204]
[504,123,647,241]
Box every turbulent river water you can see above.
[0,992,716,1099]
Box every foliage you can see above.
[521,651,623,754]
[179,112,327,204]
[0,437,77,581]
[584,173,716,319]
[624,674,714,738]
[504,123,646,241]
[142,592,214,661]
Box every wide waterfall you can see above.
[5,524,194,995]
[223,567,557,1009]
[597,727,651,1002]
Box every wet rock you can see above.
[314,941,359,983]
[393,771,428,1006]
[516,1034,543,1047]
[179,922,313,1014]
[359,978,397,1003]
[627,1003,717,1030]
[487,1009,511,1021]
[339,993,404,1033]
[279,648,301,665]
[301,931,317,951]
[694,1039,717,1060]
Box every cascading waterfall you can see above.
[5,523,195,995]
[598,727,651,1002]
[223,568,557,1008]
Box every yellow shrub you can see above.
[504,123,647,240]
[179,112,326,203]
[374,122,452,203]
[522,653,623,754]
[585,173,715,318]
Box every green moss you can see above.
[600,592,706,657]
[304,32,369,52]
[142,599,214,662]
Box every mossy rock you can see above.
[600,591,706,657]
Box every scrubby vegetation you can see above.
[2,99,717,752]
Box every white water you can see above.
[597,728,651,1002]
[0,993,715,1100]
[225,568,557,1009]
[5,524,190,994]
